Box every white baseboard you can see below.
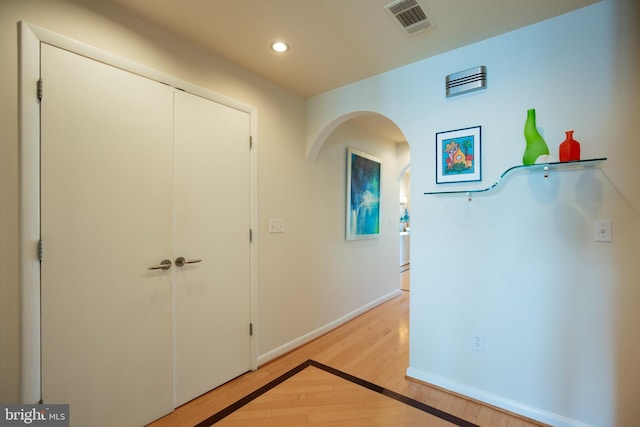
[405,367,592,427]
[258,289,402,366]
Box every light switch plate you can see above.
[594,220,612,242]
[269,218,285,233]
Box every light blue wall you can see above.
[307,1,640,425]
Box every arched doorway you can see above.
[309,112,411,292]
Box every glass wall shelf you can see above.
[424,158,607,197]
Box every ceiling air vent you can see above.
[385,0,432,36]
[446,66,487,98]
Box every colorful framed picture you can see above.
[436,126,482,184]
[346,147,381,240]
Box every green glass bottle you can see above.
[522,109,550,165]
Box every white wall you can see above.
[258,118,401,362]
[0,0,399,403]
[307,1,640,426]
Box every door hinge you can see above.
[249,228,253,243]
[37,78,43,101]
[250,323,253,336]
[249,136,253,151]
[38,239,44,262]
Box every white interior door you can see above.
[40,43,253,424]
[40,44,175,426]
[173,90,251,406]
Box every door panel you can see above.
[173,90,251,406]
[41,45,175,426]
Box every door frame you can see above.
[18,21,259,404]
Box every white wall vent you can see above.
[446,66,487,98]
[385,0,432,36]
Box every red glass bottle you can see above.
[559,130,581,162]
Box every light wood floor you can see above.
[147,283,545,427]
[210,364,462,426]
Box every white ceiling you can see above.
[103,0,598,143]
[105,0,598,97]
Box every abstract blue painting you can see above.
[346,148,381,240]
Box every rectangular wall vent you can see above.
[385,0,432,36]
[446,66,487,98]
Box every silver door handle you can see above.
[148,259,172,270]
[175,257,202,267]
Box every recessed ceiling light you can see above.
[271,41,289,53]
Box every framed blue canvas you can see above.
[346,147,381,240]
[436,126,482,184]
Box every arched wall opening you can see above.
[307,111,408,162]
[311,111,412,293]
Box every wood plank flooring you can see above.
[147,285,545,427]
[207,364,466,427]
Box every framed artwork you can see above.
[436,126,482,184]
[346,147,381,240]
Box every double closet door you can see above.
[40,44,251,427]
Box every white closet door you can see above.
[173,90,251,406]
[40,44,175,427]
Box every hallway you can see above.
[400,263,410,291]
[147,292,544,426]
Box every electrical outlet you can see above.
[472,334,484,352]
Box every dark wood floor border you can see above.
[308,360,478,427]
[193,360,312,427]
[194,359,479,427]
